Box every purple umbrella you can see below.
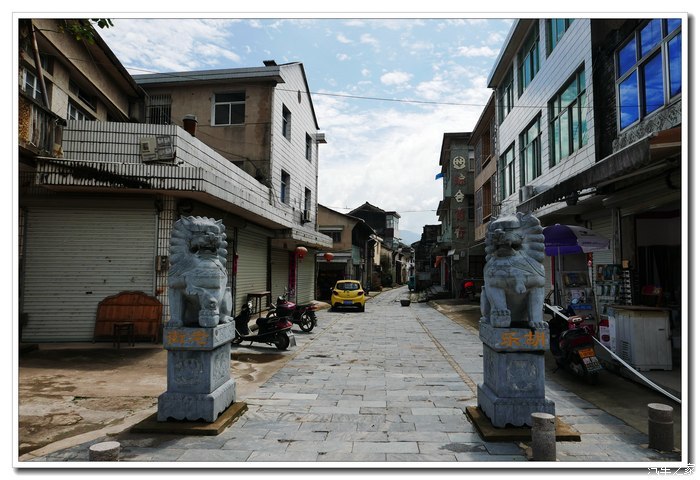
[543,224,610,256]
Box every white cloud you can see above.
[360,33,379,48]
[314,92,485,233]
[336,33,352,44]
[195,44,241,64]
[361,68,371,77]
[456,45,501,58]
[337,53,350,61]
[380,71,413,86]
[100,19,242,72]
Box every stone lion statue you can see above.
[168,216,233,328]
[480,212,547,330]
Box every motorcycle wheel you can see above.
[586,372,600,385]
[274,332,290,351]
[299,312,314,332]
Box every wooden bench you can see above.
[93,291,163,344]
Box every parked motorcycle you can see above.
[544,303,603,384]
[233,301,296,350]
[267,290,318,333]
[462,280,476,300]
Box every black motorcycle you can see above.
[233,301,296,350]
[266,290,317,333]
[544,303,603,384]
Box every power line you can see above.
[47,55,647,111]
[325,205,439,214]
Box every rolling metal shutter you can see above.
[591,215,615,267]
[270,248,290,301]
[22,204,157,342]
[296,250,317,304]
[234,225,269,313]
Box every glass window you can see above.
[23,70,41,101]
[305,134,313,160]
[619,71,640,129]
[549,68,587,165]
[213,92,245,125]
[640,19,662,57]
[666,18,681,33]
[498,69,514,123]
[547,18,572,53]
[304,188,312,213]
[518,25,540,95]
[280,170,290,203]
[146,94,172,125]
[67,102,92,121]
[520,116,541,184]
[615,19,681,131]
[617,38,637,78]
[668,33,681,97]
[499,145,516,200]
[282,105,291,140]
[643,53,664,115]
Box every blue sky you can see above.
[97,16,514,240]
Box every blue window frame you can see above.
[615,19,682,131]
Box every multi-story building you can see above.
[484,17,682,357]
[347,202,403,287]
[435,132,483,296]
[470,93,497,244]
[18,19,331,342]
[316,204,377,296]
[133,60,331,310]
[411,224,442,292]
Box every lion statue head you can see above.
[167,216,232,328]
[481,212,547,329]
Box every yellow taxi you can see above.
[330,280,366,312]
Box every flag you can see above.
[435,172,444,180]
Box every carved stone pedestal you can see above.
[477,322,555,428]
[158,322,236,422]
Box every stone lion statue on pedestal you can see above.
[168,216,233,328]
[480,212,548,330]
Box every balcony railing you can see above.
[18,93,63,157]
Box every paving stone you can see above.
[25,288,678,465]
[286,440,353,453]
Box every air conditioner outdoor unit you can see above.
[520,185,536,202]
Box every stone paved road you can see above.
[23,287,682,467]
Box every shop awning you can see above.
[517,127,681,214]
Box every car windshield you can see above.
[337,282,360,291]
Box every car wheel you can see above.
[358,305,365,312]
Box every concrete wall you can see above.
[24,19,136,121]
[143,83,273,179]
[317,206,355,251]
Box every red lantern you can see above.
[295,246,308,259]
[324,252,334,262]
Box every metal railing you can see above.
[18,94,63,157]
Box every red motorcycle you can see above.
[267,289,318,333]
[544,303,603,384]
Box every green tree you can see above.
[59,19,113,44]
